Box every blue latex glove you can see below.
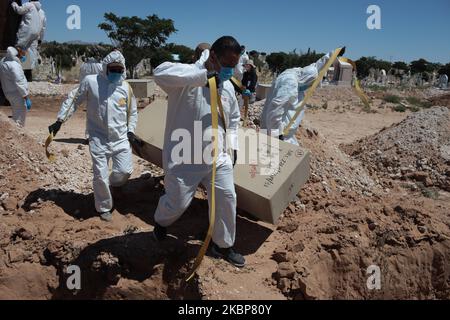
[242,89,252,97]
[25,97,32,111]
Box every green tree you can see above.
[151,47,174,68]
[392,61,410,72]
[266,52,289,73]
[410,58,433,74]
[98,13,177,78]
[40,42,77,74]
[266,50,325,74]
[355,57,392,78]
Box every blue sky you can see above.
[38,0,450,63]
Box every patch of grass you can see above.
[365,85,388,92]
[415,182,440,199]
[421,187,440,199]
[420,100,433,108]
[384,94,402,104]
[393,104,406,112]
[406,97,432,109]
[406,97,422,106]
[409,106,420,112]
[422,188,439,199]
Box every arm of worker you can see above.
[153,62,207,90]
[227,88,241,153]
[298,51,336,87]
[268,77,298,136]
[11,64,29,98]
[11,2,32,15]
[49,83,88,136]
[226,86,241,166]
[127,92,138,134]
[39,15,47,41]
[56,87,81,123]
[312,48,345,74]
[296,50,337,86]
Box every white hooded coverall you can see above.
[29,2,46,69]
[79,58,103,83]
[260,51,333,146]
[57,58,103,138]
[61,51,138,213]
[0,47,29,126]
[11,1,42,51]
[153,60,241,249]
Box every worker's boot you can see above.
[211,243,246,268]
[100,211,113,222]
[153,223,167,242]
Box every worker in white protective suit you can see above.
[48,50,138,222]
[53,56,104,143]
[261,47,345,146]
[11,0,42,51]
[29,1,46,70]
[79,57,103,83]
[0,47,31,127]
[152,36,245,268]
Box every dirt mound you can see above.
[269,125,450,299]
[1,90,450,300]
[430,93,450,108]
[0,113,202,300]
[343,107,450,192]
[234,96,450,300]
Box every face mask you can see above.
[218,67,234,82]
[108,71,122,84]
[20,56,27,63]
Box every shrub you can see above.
[406,97,422,106]
[384,95,402,104]
[393,105,406,112]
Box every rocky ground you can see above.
[0,84,449,300]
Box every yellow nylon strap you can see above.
[282,47,343,136]
[45,133,56,162]
[230,77,250,127]
[217,92,227,132]
[186,76,219,282]
[338,57,371,108]
[230,76,244,91]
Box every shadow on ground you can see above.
[24,176,274,299]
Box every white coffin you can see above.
[132,100,311,224]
